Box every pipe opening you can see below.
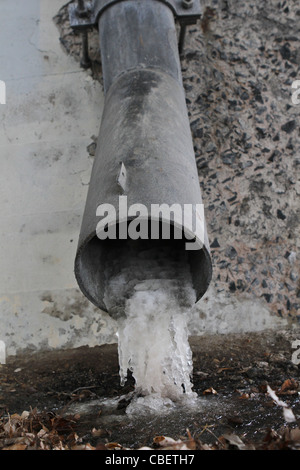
[75,219,212,317]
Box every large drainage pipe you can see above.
[72,0,212,315]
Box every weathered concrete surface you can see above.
[185,0,300,327]
[185,0,300,329]
[0,0,116,356]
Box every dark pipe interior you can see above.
[75,220,212,316]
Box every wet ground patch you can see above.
[1,329,300,449]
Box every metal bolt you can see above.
[77,0,88,18]
[178,25,187,55]
[80,31,91,69]
[182,0,194,9]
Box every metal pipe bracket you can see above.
[68,0,202,30]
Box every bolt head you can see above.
[182,0,194,9]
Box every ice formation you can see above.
[104,240,197,403]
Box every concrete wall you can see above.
[0,0,117,356]
[0,0,289,357]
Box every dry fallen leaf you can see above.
[239,393,250,399]
[217,367,233,373]
[71,443,95,450]
[267,385,296,423]
[203,387,218,395]
[2,443,28,451]
[91,427,105,437]
[289,428,300,442]
[278,378,299,394]
[153,432,197,450]
[153,435,182,446]
[105,442,124,450]
[222,433,255,450]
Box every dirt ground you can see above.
[1,328,300,450]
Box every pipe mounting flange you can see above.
[68,0,202,30]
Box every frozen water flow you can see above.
[104,241,197,407]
